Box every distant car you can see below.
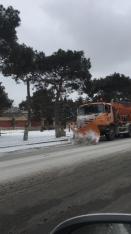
[40,126,46,132]
[40,125,55,131]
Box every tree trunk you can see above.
[23,80,31,141]
[55,98,60,138]
[64,120,66,129]
[69,124,70,132]
[54,76,63,138]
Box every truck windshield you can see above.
[78,104,104,116]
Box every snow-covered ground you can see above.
[0,129,73,155]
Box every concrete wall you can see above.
[0,117,76,130]
[0,117,41,130]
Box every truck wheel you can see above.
[115,134,120,138]
[127,124,131,137]
[123,124,131,138]
[105,125,115,141]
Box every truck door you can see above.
[105,104,114,123]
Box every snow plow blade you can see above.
[70,122,100,144]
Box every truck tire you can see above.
[123,124,131,138]
[105,125,115,141]
[115,134,120,138]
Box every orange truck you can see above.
[70,100,131,143]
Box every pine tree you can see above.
[0,4,20,68]
[89,73,131,102]
[19,88,55,121]
[35,49,92,137]
[0,83,13,115]
[2,43,45,140]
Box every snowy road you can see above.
[0,137,131,182]
[1,138,131,234]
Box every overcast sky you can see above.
[1,0,131,106]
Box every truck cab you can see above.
[77,102,116,140]
[77,102,114,126]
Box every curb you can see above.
[0,138,70,149]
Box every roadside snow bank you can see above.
[0,129,72,154]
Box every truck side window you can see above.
[105,105,110,113]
